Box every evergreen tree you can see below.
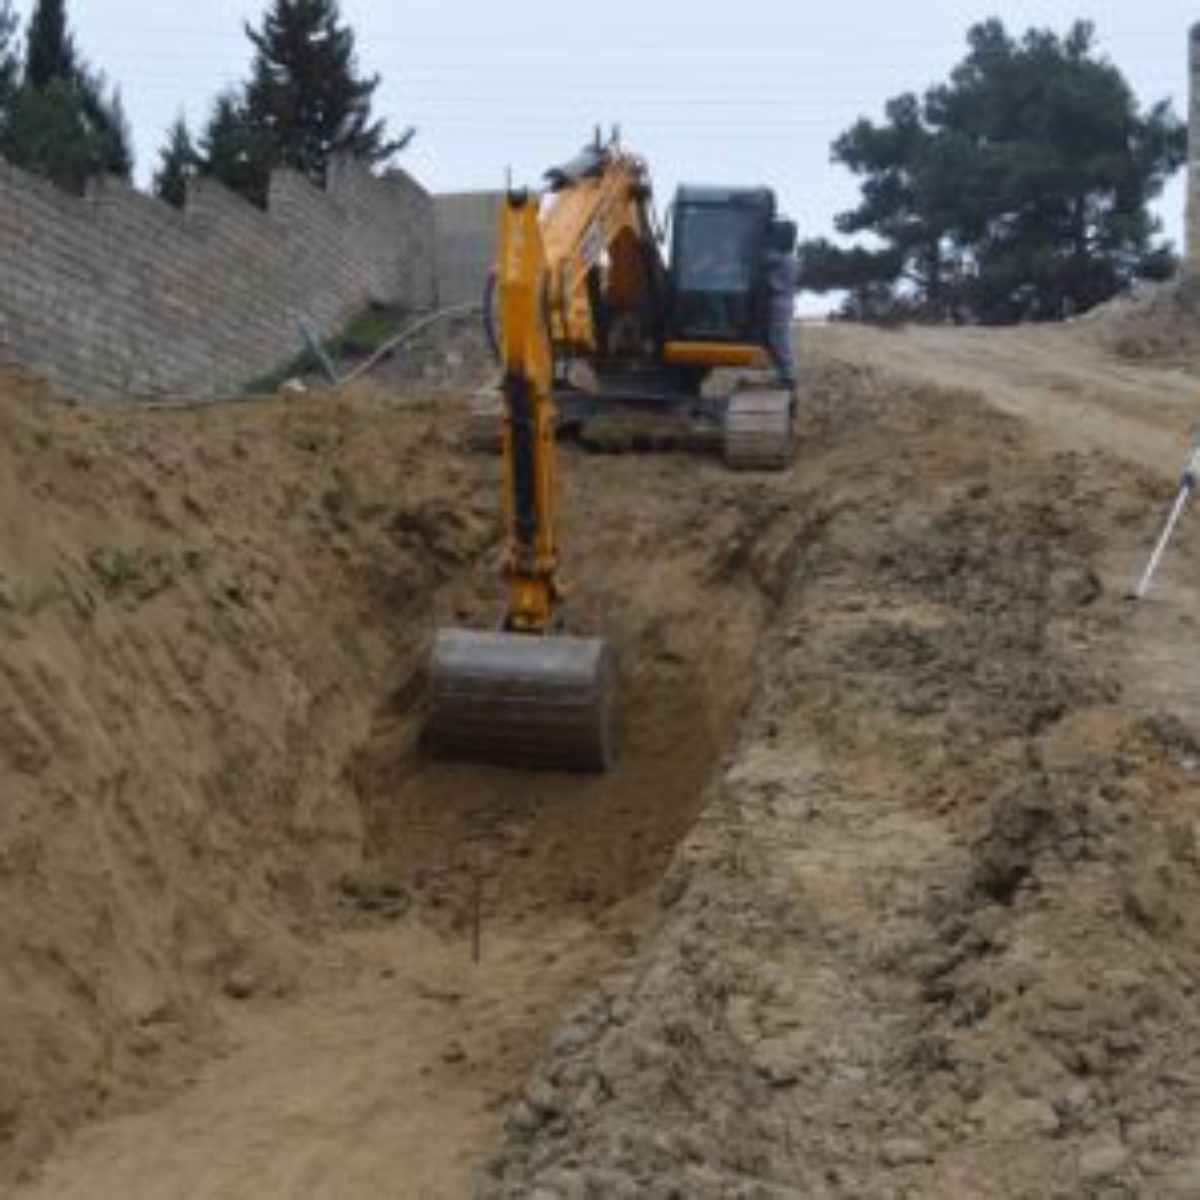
[199,90,272,206]
[798,20,1186,324]
[1,0,133,193]
[193,0,413,206]
[24,0,74,90]
[243,0,412,188]
[2,85,96,190]
[77,72,133,178]
[153,116,198,208]
[0,0,19,102]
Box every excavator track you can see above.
[427,629,617,772]
[723,389,794,471]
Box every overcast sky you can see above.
[46,0,1197,303]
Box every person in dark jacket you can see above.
[763,219,798,390]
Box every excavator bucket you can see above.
[426,628,617,772]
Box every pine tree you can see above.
[199,90,272,207]
[24,0,74,90]
[243,0,412,188]
[1,0,133,192]
[0,0,19,102]
[798,20,1186,324]
[2,87,91,189]
[77,72,133,178]
[153,116,198,209]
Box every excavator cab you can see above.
[661,184,795,470]
[667,186,777,346]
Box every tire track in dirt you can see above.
[813,322,1198,478]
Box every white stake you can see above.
[1135,434,1200,601]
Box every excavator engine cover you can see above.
[427,628,617,772]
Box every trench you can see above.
[15,432,802,1199]
[355,436,806,916]
[333,447,803,1193]
[18,324,1200,1199]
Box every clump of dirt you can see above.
[483,375,1200,1198]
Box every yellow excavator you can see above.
[472,136,799,468]
[426,138,796,772]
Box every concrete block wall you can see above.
[434,191,504,307]
[0,156,436,399]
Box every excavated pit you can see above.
[0,364,800,1198]
[11,324,1200,1199]
[348,443,799,933]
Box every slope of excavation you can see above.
[2,367,800,1198]
[0,373,484,1191]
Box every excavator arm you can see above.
[426,188,617,772]
[496,189,562,633]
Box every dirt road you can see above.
[9,315,1200,1198]
[812,321,1200,722]
[815,321,1200,477]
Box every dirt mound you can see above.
[1074,275,1200,366]
[0,368,491,1185]
[483,376,1200,1198]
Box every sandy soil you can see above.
[0,367,791,1197]
[7,310,1200,1198]
[482,333,1200,1199]
[814,321,1200,476]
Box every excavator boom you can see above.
[539,146,663,357]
